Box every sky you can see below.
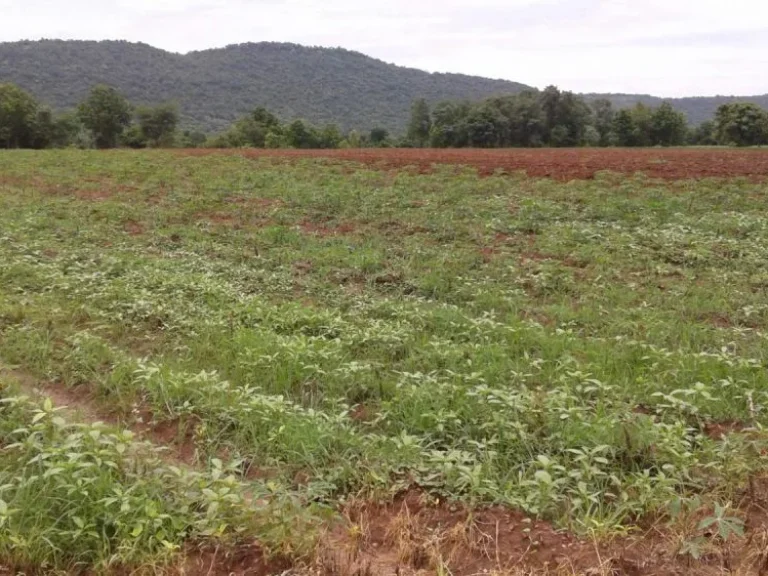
[1,0,767,96]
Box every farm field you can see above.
[1,149,768,575]
[180,147,768,180]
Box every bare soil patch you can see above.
[176,148,768,181]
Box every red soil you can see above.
[176,147,768,180]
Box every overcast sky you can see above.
[1,0,767,96]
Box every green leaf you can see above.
[534,470,552,484]
[43,467,64,478]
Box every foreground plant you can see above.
[0,386,327,572]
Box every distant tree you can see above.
[465,103,508,148]
[612,109,637,147]
[714,103,768,146]
[407,98,431,147]
[369,127,390,146]
[346,130,362,148]
[583,126,601,147]
[49,112,82,148]
[629,103,653,147]
[264,131,289,148]
[538,86,591,146]
[429,101,470,147]
[505,91,545,147]
[688,121,717,146]
[215,106,285,148]
[286,119,321,148]
[251,107,281,131]
[650,102,687,146]
[0,83,41,148]
[539,85,562,138]
[136,103,178,147]
[120,125,147,148]
[318,124,342,149]
[179,130,207,148]
[77,85,131,148]
[591,99,615,146]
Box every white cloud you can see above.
[1,0,766,96]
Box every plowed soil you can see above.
[178,147,768,180]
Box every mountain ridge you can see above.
[1,39,766,132]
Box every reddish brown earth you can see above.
[177,148,768,180]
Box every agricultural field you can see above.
[1,148,768,575]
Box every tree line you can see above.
[406,87,768,148]
[2,81,768,150]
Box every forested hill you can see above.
[0,40,530,132]
[2,39,766,132]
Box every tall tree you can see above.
[429,101,469,147]
[77,85,131,148]
[318,124,343,149]
[650,102,687,146]
[0,83,41,149]
[612,109,637,147]
[407,98,431,147]
[629,104,653,147]
[136,103,179,147]
[369,127,390,147]
[591,99,615,146]
[688,121,717,146]
[465,103,507,148]
[714,103,768,146]
[429,100,470,148]
[286,119,319,148]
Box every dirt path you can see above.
[0,364,197,466]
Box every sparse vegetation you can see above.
[2,150,768,574]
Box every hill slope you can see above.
[1,40,766,132]
[0,40,530,132]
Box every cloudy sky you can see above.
[1,0,767,96]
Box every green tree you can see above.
[120,125,147,148]
[407,98,431,147]
[538,86,591,146]
[49,112,82,148]
[612,109,637,147]
[0,83,41,148]
[714,103,768,146]
[318,124,342,149]
[504,91,544,147]
[251,107,281,131]
[629,103,653,147]
[591,99,615,146]
[650,102,687,146]
[346,130,362,148]
[688,121,717,146]
[465,103,507,148]
[429,101,470,147]
[369,127,390,147]
[136,103,178,147]
[179,130,208,148]
[264,131,289,148]
[77,85,132,148]
[583,126,601,147]
[286,119,320,149]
